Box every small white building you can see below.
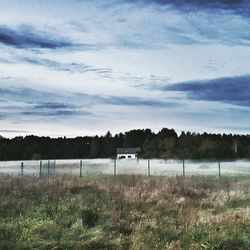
[116,147,141,159]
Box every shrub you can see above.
[80,207,99,227]
[0,222,19,241]
[217,239,248,250]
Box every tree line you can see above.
[0,128,250,161]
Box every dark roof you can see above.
[116,147,141,154]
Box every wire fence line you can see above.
[0,159,250,177]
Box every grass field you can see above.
[0,174,249,249]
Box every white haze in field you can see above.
[0,159,250,176]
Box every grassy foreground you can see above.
[0,174,249,250]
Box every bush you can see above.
[80,207,99,227]
[0,222,19,241]
[217,239,248,250]
[31,154,42,160]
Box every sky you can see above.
[0,0,250,138]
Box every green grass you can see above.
[0,174,249,249]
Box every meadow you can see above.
[0,174,249,249]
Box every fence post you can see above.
[182,160,185,177]
[21,162,24,176]
[54,160,56,174]
[48,160,50,176]
[114,159,117,176]
[80,160,83,177]
[147,159,150,177]
[218,160,221,178]
[39,161,42,178]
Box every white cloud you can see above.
[0,0,250,137]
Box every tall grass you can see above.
[0,174,249,249]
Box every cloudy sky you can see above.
[0,0,250,137]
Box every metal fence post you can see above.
[39,161,42,178]
[48,160,50,176]
[182,160,185,177]
[114,159,117,176]
[147,159,150,177]
[21,162,24,176]
[54,160,56,174]
[80,160,83,177]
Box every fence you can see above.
[0,159,250,177]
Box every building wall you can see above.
[117,153,136,159]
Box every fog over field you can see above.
[1,159,250,176]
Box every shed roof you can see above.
[116,147,141,154]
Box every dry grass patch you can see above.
[0,174,249,249]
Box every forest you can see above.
[0,128,250,161]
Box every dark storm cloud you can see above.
[126,0,250,16]
[0,129,28,133]
[21,110,90,117]
[104,96,180,108]
[0,85,58,103]
[0,25,75,49]
[21,57,113,76]
[35,102,72,110]
[1,55,113,77]
[0,81,182,123]
[164,75,250,107]
[0,85,91,119]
